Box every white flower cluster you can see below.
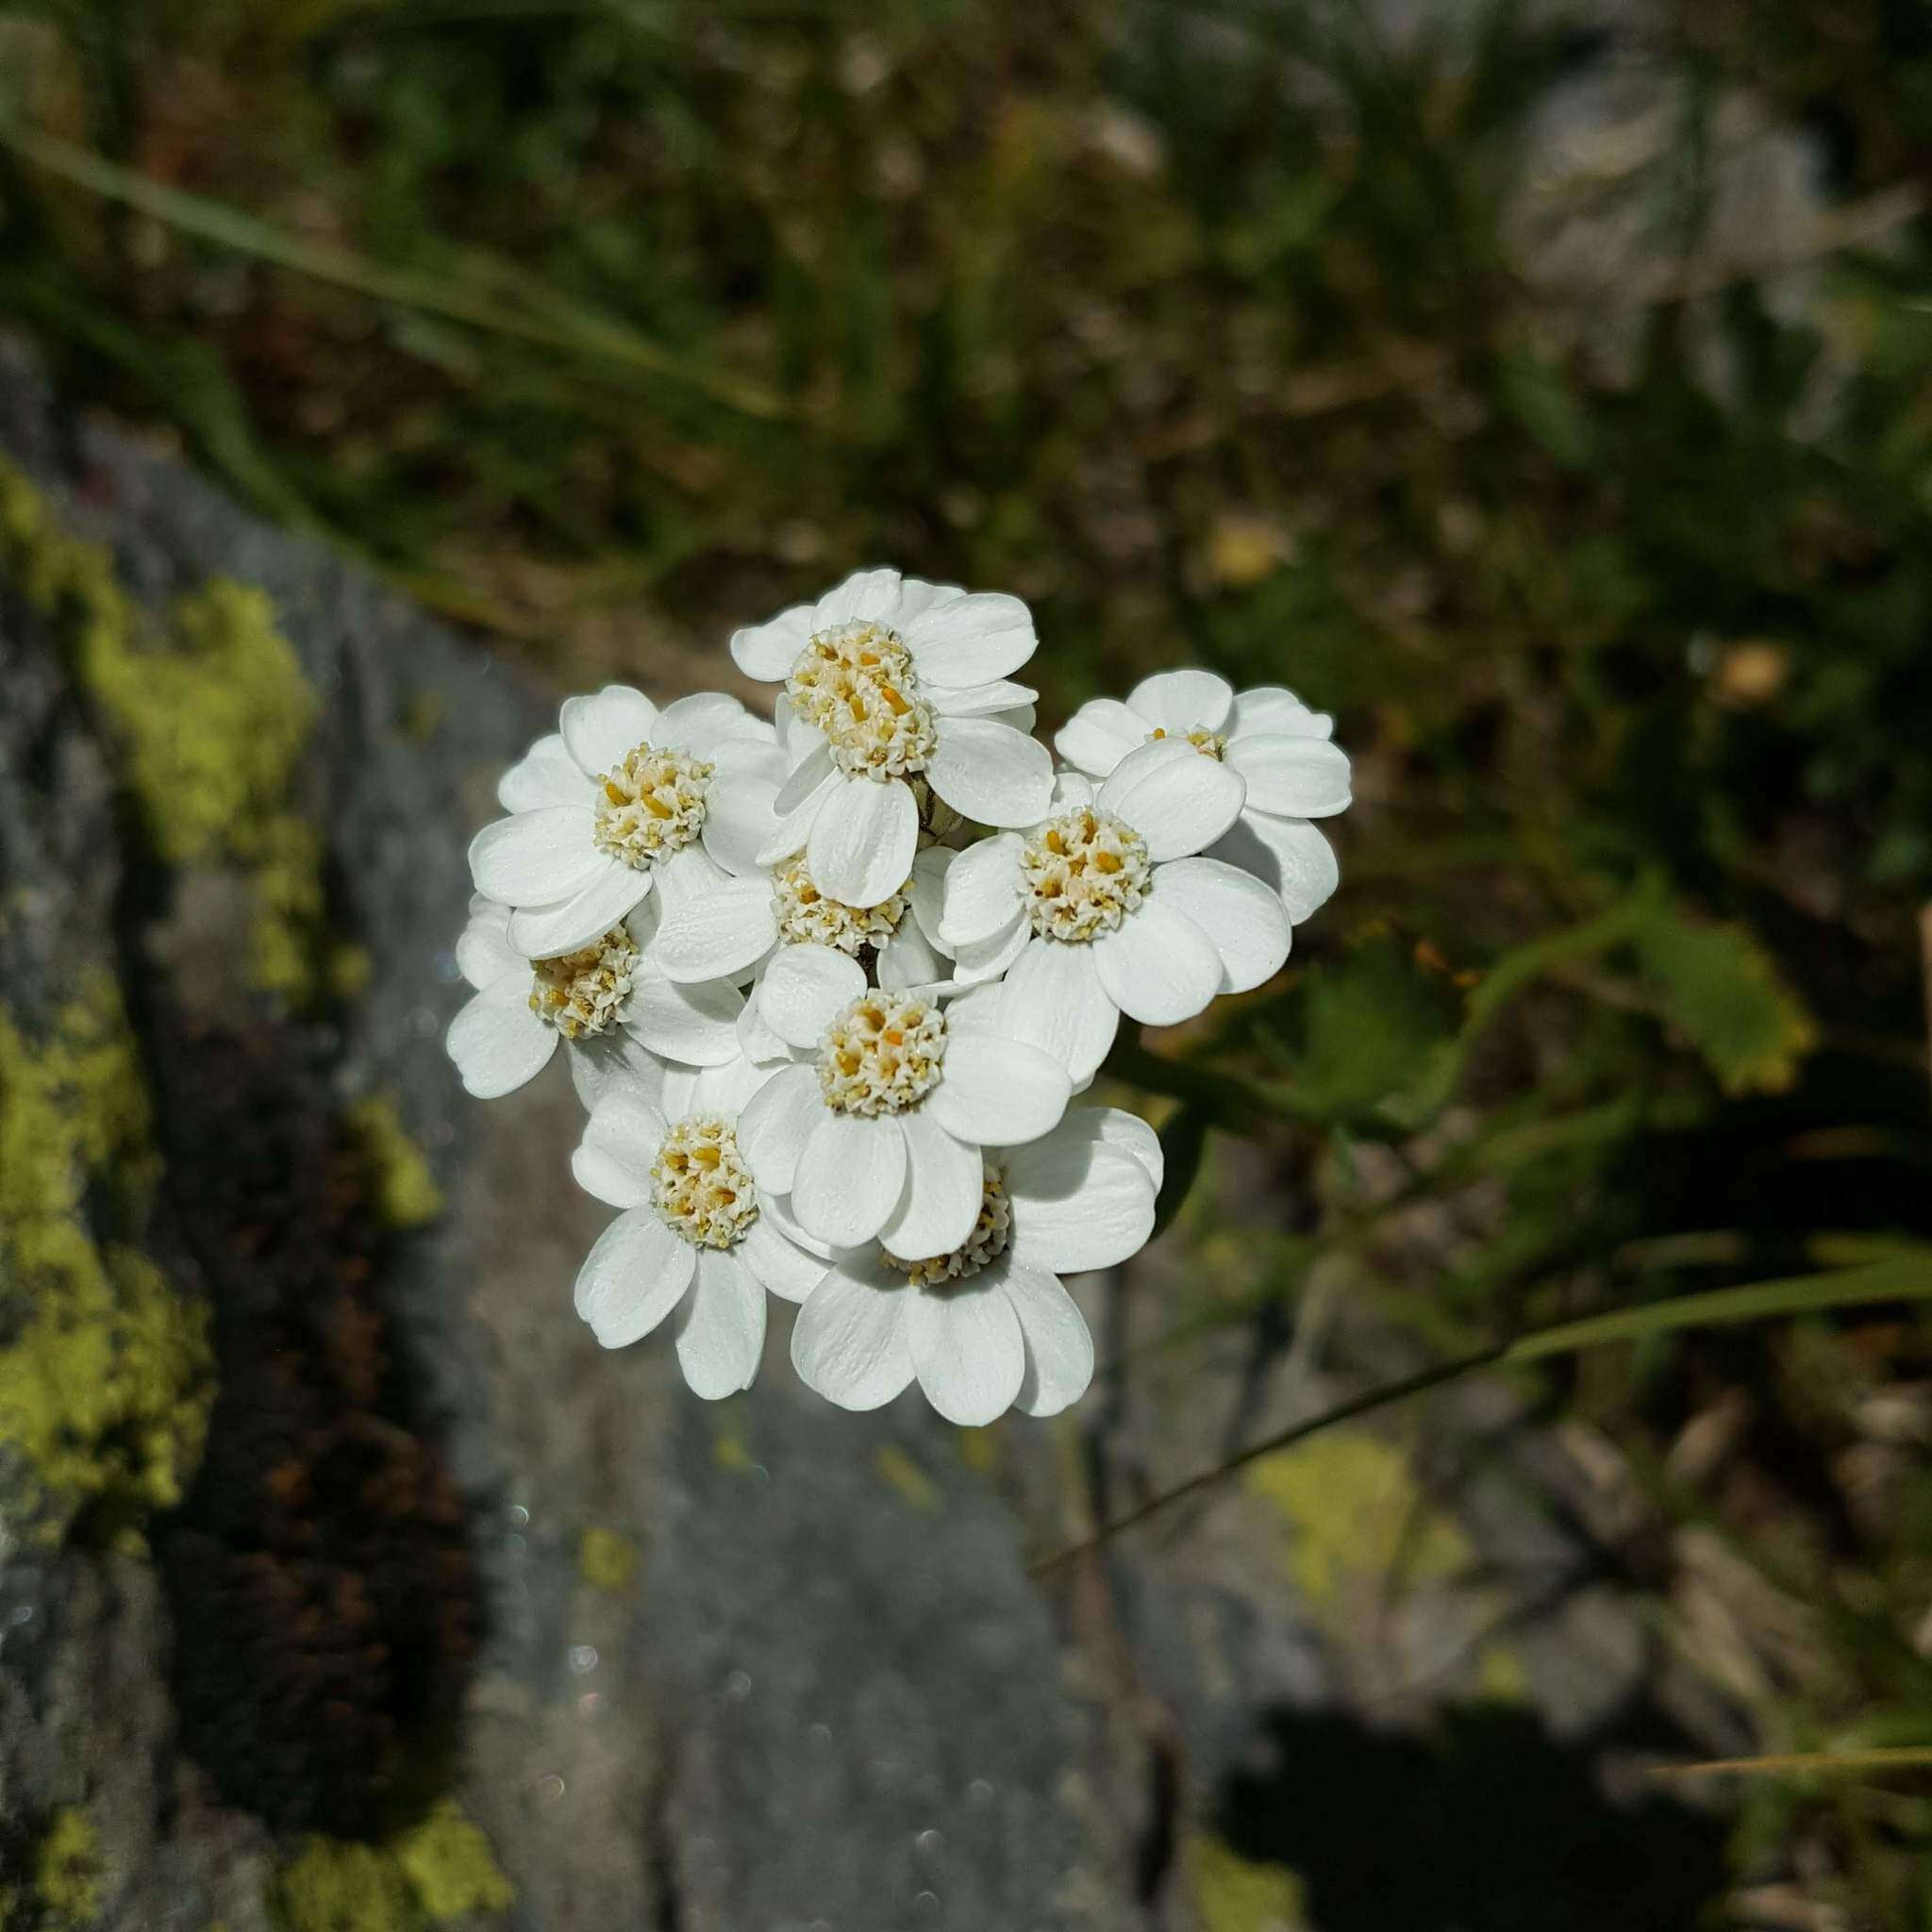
[446,569,1351,1424]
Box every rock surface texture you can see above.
[0,336,1740,1932]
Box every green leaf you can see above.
[1629,902,1817,1095]
[1494,348,1600,470]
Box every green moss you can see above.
[578,1526,640,1593]
[0,460,326,1004]
[346,1096,444,1230]
[390,1803,513,1921]
[1190,1834,1307,1932]
[1244,1429,1471,1621]
[271,1807,511,1932]
[34,1810,102,1926]
[0,978,210,1544]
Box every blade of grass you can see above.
[1030,1257,1932,1576]
[1649,1747,1932,1781]
[0,116,796,423]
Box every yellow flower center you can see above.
[817,991,947,1116]
[772,854,911,955]
[1019,807,1153,943]
[787,622,939,779]
[1147,725,1226,759]
[528,926,640,1039]
[881,1166,1011,1289]
[652,1116,758,1249]
[592,742,713,868]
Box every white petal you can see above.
[1228,685,1333,741]
[1049,769,1097,811]
[730,600,816,680]
[815,567,905,629]
[566,1028,665,1111]
[561,684,658,776]
[892,577,965,625]
[1091,898,1223,1025]
[1089,1106,1163,1191]
[701,740,789,876]
[1128,668,1235,735]
[1053,699,1146,778]
[736,983,791,1065]
[992,937,1118,1085]
[456,897,520,990]
[1224,734,1353,818]
[806,774,919,908]
[792,1112,908,1248]
[924,718,1053,829]
[574,1209,694,1348]
[937,832,1024,946]
[757,748,840,867]
[949,916,1029,988]
[654,877,778,984]
[907,844,956,948]
[738,1211,829,1304]
[758,942,866,1048]
[689,1055,769,1116]
[878,1109,983,1260]
[1149,857,1291,993]
[925,678,1039,718]
[924,1033,1071,1148]
[674,1250,767,1397]
[622,968,744,1065]
[508,862,653,959]
[469,806,604,905]
[876,920,951,991]
[1004,1260,1096,1417]
[571,1088,671,1208]
[906,1278,1024,1426]
[1097,739,1246,861]
[736,1063,822,1193]
[902,591,1037,686]
[791,1263,914,1410]
[1003,1126,1157,1274]
[445,977,556,1098]
[1209,811,1340,924]
[655,691,765,758]
[498,733,585,812]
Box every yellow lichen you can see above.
[34,1809,103,1926]
[0,978,210,1544]
[1244,1429,1472,1621]
[0,459,328,1004]
[390,1803,513,1921]
[578,1526,641,1593]
[271,1806,512,1932]
[1190,1834,1307,1932]
[345,1096,444,1230]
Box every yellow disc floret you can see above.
[817,991,947,1116]
[771,854,911,955]
[651,1116,758,1249]
[529,926,641,1039]
[787,622,939,779]
[882,1165,1012,1289]
[592,742,713,868]
[1020,807,1154,943]
[1147,725,1227,759]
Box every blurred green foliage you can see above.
[4,0,1932,1917]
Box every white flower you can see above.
[731,951,1074,1258]
[650,818,957,995]
[444,894,747,1104]
[469,684,776,959]
[938,741,1292,1084]
[729,568,1055,908]
[569,1055,831,1396]
[790,1108,1160,1424]
[1055,669,1350,922]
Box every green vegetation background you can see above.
[3,0,1932,1922]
